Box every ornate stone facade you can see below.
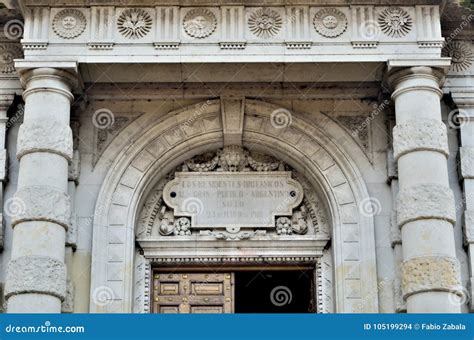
[0,0,472,315]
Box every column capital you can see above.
[386,66,447,98]
[14,61,81,100]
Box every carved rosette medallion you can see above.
[183,9,217,39]
[442,41,474,72]
[52,9,87,39]
[0,44,23,74]
[248,8,283,39]
[313,8,348,38]
[117,8,153,39]
[378,7,412,38]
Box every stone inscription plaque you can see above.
[163,172,304,229]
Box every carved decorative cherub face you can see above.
[192,16,207,30]
[61,15,77,30]
[322,15,338,29]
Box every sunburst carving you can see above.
[378,7,412,38]
[117,8,152,39]
[442,41,474,72]
[248,8,283,39]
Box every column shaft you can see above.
[389,66,461,313]
[5,68,76,313]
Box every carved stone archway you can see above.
[90,99,378,313]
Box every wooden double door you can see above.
[153,272,234,313]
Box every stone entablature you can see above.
[20,4,444,61]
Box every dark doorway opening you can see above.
[234,270,315,313]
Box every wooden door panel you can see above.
[153,272,234,314]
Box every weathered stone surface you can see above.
[397,184,455,227]
[401,256,461,299]
[12,186,71,230]
[5,256,67,300]
[460,146,474,179]
[393,119,449,160]
[17,122,73,161]
[463,209,474,244]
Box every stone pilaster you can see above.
[0,94,14,251]
[388,66,462,313]
[5,67,77,313]
[451,91,474,311]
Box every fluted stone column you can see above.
[388,66,461,313]
[5,68,77,313]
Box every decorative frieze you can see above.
[401,256,462,299]
[397,184,456,228]
[17,122,73,161]
[11,186,71,230]
[5,256,67,300]
[19,5,446,57]
[52,9,87,39]
[392,119,449,160]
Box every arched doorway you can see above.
[90,99,378,313]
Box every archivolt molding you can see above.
[90,99,378,313]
